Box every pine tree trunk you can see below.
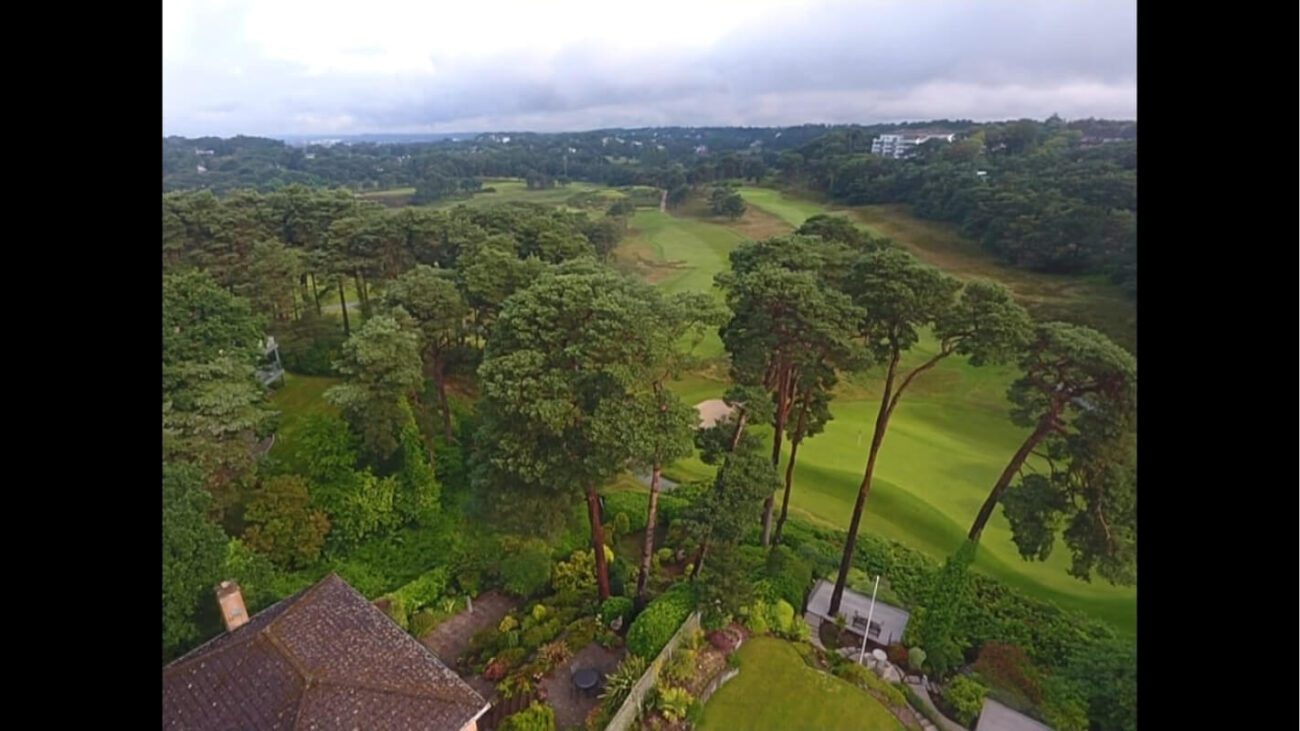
[636,463,663,601]
[337,277,351,336]
[689,535,709,581]
[969,415,1055,542]
[310,272,323,315]
[774,437,802,545]
[763,367,793,547]
[353,271,369,318]
[728,410,748,451]
[433,356,454,442]
[586,486,611,600]
[829,351,899,617]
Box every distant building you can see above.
[163,574,489,731]
[195,165,207,174]
[871,130,957,159]
[195,148,215,156]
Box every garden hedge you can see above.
[626,583,697,658]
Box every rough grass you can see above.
[738,186,1135,352]
[698,637,904,731]
[613,199,1137,636]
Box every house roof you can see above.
[163,573,488,731]
[805,579,910,646]
[974,698,1055,731]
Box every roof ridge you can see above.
[262,572,344,638]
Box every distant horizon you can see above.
[164,114,1138,142]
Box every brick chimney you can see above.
[216,580,249,631]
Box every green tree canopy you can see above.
[475,260,688,599]
[383,265,470,439]
[162,462,228,661]
[243,474,331,569]
[325,313,424,462]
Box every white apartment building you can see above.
[870,131,957,159]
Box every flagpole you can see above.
[858,574,880,665]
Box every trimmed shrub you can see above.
[499,701,556,731]
[626,583,697,658]
[770,599,796,636]
[599,596,634,626]
[598,492,649,533]
[943,675,989,727]
[742,600,769,635]
[908,647,928,673]
[390,566,450,612]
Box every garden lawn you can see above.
[698,637,903,731]
[268,373,341,468]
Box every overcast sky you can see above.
[162,0,1136,137]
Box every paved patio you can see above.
[539,642,625,729]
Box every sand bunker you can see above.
[694,399,736,429]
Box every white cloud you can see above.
[162,0,1137,136]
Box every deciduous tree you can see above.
[243,474,331,569]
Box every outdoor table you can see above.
[573,668,600,696]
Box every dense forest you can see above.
[166,117,1135,294]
